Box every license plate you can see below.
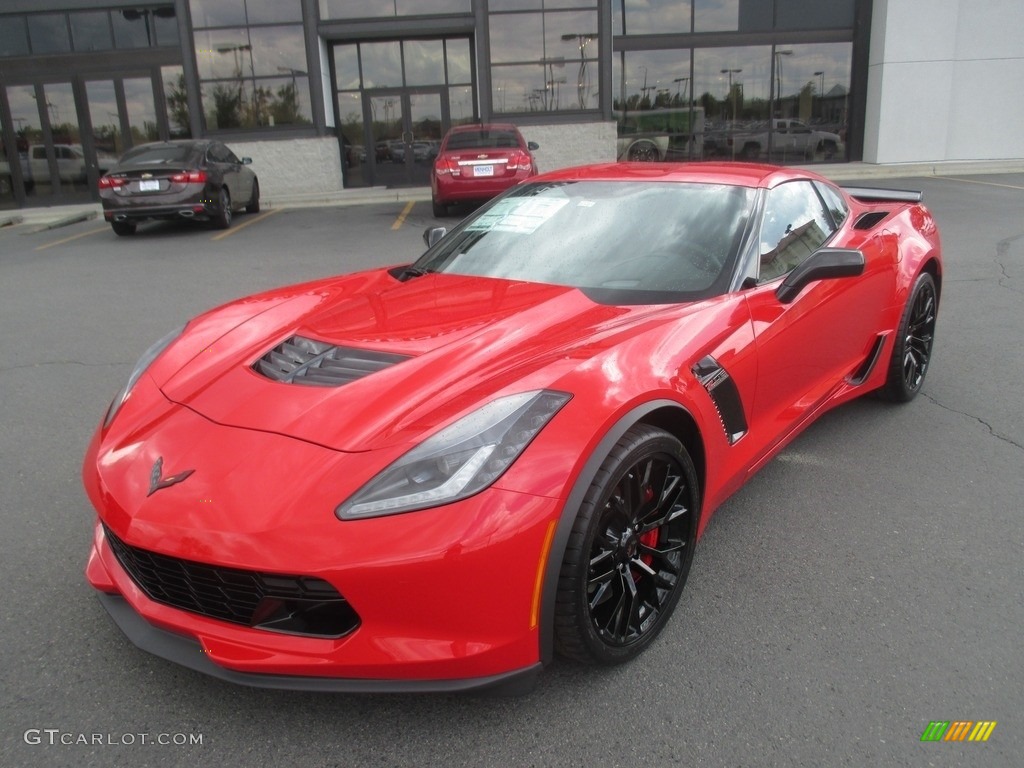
[473,165,494,177]
[138,180,160,191]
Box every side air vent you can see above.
[254,336,411,387]
[853,211,889,230]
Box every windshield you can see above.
[445,129,521,151]
[118,144,194,165]
[417,180,755,303]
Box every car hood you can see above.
[158,269,684,452]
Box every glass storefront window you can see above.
[776,0,854,30]
[445,39,472,84]
[0,17,30,57]
[490,2,600,114]
[404,40,446,87]
[359,41,402,88]
[7,85,47,198]
[334,45,360,90]
[449,85,474,124]
[615,0,691,36]
[613,50,696,161]
[70,11,113,52]
[153,8,179,45]
[86,80,125,158]
[319,0,470,20]
[112,9,158,48]
[162,66,192,138]
[27,14,72,55]
[188,0,246,28]
[124,78,159,144]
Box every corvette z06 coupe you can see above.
[84,163,941,693]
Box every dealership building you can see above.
[1,0,1021,209]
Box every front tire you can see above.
[879,271,937,402]
[213,187,232,229]
[245,179,260,213]
[555,425,699,665]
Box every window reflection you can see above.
[194,23,311,130]
[615,0,691,35]
[490,3,600,114]
[404,40,446,87]
[162,66,191,138]
[0,17,30,57]
[360,42,402,88]
[70,12,113,52]
[87,80,125,158]
[27,14,72,54]
[319,0,470,19]
[613,50,697,161]
[123,78,159,144]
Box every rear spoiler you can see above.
[842,186,923,203]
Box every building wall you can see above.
[864,0,1024,163]
[227,136,344,199]
[517,122,619,175]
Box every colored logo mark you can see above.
[920,721,997,742]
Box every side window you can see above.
[814,181,849,228]
[208,143,231,163]
[758,181,835,283]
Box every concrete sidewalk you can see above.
[3,157,1022,232]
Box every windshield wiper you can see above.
[391,264,432,281]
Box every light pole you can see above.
[673,76,689,104]
[276,66,307,116]
[561,33,597,109]
[720,68,742,120]
[774,50,792,111]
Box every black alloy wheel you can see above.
[881,271,937,402]
[214,187,232,229]
[555,425,699,664]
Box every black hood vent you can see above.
[254,336,411,387]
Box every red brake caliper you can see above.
[639,485,658,567]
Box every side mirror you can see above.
[527,141,540,151]
[423,226,448,247]
[241,157,252,165]
[775,248,864,303]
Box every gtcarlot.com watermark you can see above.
[24,729,203,747]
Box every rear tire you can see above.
[214,187,232,229]
[245,179,260,213]
[432,198,446,218]
[111,221,136,236]
[879,271,937,402]
[554,425,699,665]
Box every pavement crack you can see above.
[995,232,1024,295]
[921,392,1024,452]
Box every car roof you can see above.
[532,162,832,190]
[445,123,522,134]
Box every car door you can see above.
[743,180,889,449]
[209,143,249,208]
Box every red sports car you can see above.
[84,163,941,693]
[431,123,539,217]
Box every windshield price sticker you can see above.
[466,197,569,234]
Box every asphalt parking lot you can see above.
[1,173,1021,768]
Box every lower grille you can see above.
[103,524,359,638]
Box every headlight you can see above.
[103,325,184,428]
[336,390,571,520]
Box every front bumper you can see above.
[83,393,562,688]
[94,591,540,694]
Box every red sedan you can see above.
[84,163,940,693]
[431,123,538,216]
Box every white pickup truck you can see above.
[732,119,843,162]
